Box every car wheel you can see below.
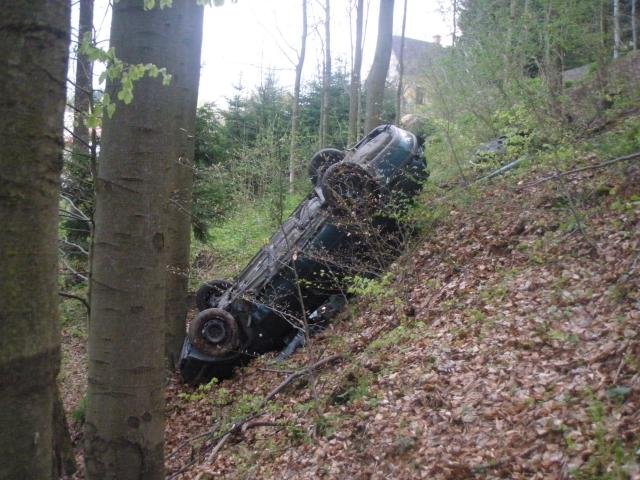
[321,161,385,214]
[308,148,344,186]
[196,279,232,311]
[188,308,240,357]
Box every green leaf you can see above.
[85,114,100,129]
[106,102,116,118]
[143,0,156,10]
[147,64,159,78]
[101,94,116,119]
[107,61,123,81]
[162,72,173,86]
[117,87,134,105]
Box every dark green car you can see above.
[179,125,427,384]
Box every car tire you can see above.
[321,161,385,214]
[188,308,240,357]
[308,148,345,186]
[196,279,232,311]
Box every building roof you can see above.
[391,36,446,76]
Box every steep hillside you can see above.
[163,137,640,479]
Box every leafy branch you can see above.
[78,32,173,128]
[141,0,234,10]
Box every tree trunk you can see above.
[452,0,458,46]
[0,1,70,479]
[395,0,408,124]
[632,0,637,51]
[53,385,77,477]
[365,0,395,133]
[349,0,364,144]
[164,1,205,369]
[505,0,516,82]
[64,0,95,284]
[289,0,308,193]
[320,0,332,147]
[613,0,621,58]
[85,2,181,478]
[73,0,94,166]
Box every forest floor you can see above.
[60,123,640,479]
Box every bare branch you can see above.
[167,355,342,477]
[60,238,89,257]
[60,194,91,221]
[58,292,90,313]
[522,151,640,188]
[59,252,89,282]
[63,126,91,149]
[262,354,342,405]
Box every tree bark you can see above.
[73,0,94,165]
[288,0,307,193]
[85,2,181,478]
[0,1,70,479]
[164,1,205,369]
[632,0,637,51]
[452,0,458,46]
[349,0,364,144]
[395,0,408,124]
[53,384,77,477]
[320,0,332,147]
[613,0,621,58]
[64,0,95,284]
[505,0,516,81]
[365,0,395,133]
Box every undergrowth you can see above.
[190,192,305,283]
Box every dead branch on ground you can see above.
[522,150,640,188]
[167,354,343,479]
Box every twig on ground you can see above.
[169,354,343,478]
[256,367,295,374]
[166,427,219,461]
[261,354,343,407]
[197,418,278,477]
[522,150,640,188]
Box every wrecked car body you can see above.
[179,125,427,384]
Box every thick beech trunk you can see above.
[365,0,395,133]
[0,1,70,478]
[85,1,184,478]
[53,384,77,477]
[349,0,364,144]
[288,0,308,193]
[164,1,205,368]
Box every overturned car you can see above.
[179,125,427,384]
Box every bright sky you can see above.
[82,0,452,107]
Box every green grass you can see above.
[192,192,305,281]
[588,115,640,160]
[572,396,639,480]
[58,283,88,338]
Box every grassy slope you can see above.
[190,193,305,283]
[164,120,640,479]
